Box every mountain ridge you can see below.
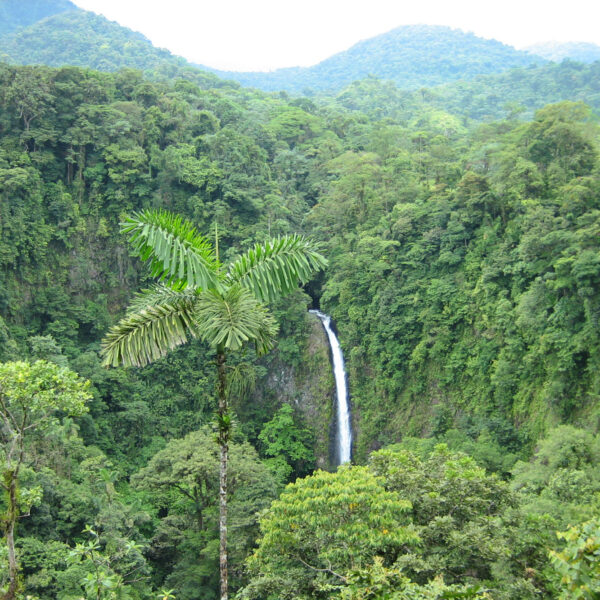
[0,9,188,73]
[0,10,547,93]
[200,25,546,92]
[524,40,600,63]
[0,0,75,36]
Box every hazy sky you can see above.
[71,0,600,71]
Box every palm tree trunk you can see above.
[216,347,228,600]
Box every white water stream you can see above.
[309,310,352,464]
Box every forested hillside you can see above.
[1,0,600,592]
[316,99,600,459]
[2,0,597,123]
[0,7,546,94]
[1,59,600,599]
[208,25,545,93]
[329,59,600,123]
[0,9,196,80]
[0,0,75,36]
[0,62,334,598]
[525,41,600,63]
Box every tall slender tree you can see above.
[0,360,90,600]
[101,209,326,600]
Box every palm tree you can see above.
[101,209,326,600]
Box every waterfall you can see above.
[309,310,352,465]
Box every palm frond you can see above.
[194,286,278,354]
[101,286,198,368]
[227,235,327,303]
[122,209,220,291]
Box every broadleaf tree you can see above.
[0,360,91,600]
[101,208,326,600]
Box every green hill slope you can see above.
[1,62,598,461]
[328,60,600,123]
[525,41,600,63]
[0,0,75,36]
[206,25,545,92]
[1,62,599,600]
[0,11,545,95]
[0,9,189,74]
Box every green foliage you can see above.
[101,209,325,366]
[100,286,199,368]
[0,10,189,78]
[211,25,543,93]
[0,50,599,600]
[331,61,600,124]
[368,445,526,592]
[0,0,75,37]
[101,207,324,600]
[511,426,600,526]
[194,286,278,355]
[227,235,327,304]
[122,209,219,290]
[550,517,600,599]
[315,99,600,458]
[338,558,491,600]
[133,428,277,599]
[243,445,544,599]
[0,6,550,98]
[244,467,417,599]
[0,360,90,426]
[258,404,315,480]
[0,360,91,599]
[17,459,153,599]
[66,525,139,600]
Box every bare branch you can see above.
[296,556,347,582]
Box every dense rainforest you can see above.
[0,4,600,598]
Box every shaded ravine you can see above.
[309,310,352,464]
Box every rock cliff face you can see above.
[258,313,335,470]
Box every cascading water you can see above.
[309,309,352,465]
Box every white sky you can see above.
[71,0,600,72]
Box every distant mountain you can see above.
[203,25,546,92]
[525,41,600,64]
[0,9,234,88]
[0,9,187,73]
[0,10,544,95]
[0,0,75,36]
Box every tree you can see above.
[338,557,491,600]
[550,517,600,599]
[66,525,141,600]
[242,467,418,600]
[0,360,90,600]
[3,66,54,133]
[511,426,600,526]
[101,209,325,600]
[258,403,315,481]
[369,444,519,588]
[133,428,278,598]
[243,445,543,599]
